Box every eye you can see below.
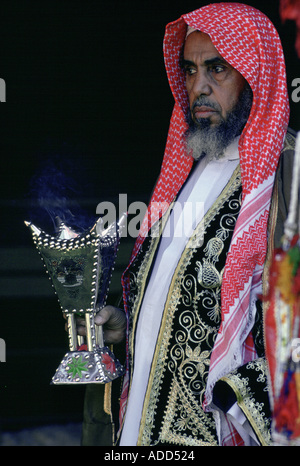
[184,65,197,76]
[210,64,226,74]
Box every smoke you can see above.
[28,155,96,235]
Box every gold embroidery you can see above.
[220,358,272,446]
[138,165,242,446]
[195,206,241,290]
[104,382,112,415]
[284,130,296,152]
[160,378,217,446]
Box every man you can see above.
[80,3,295,446]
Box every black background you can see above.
[0,0,299,433]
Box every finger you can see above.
[76,317,86,326]
[76,324,87,336]
[94,306,114,326]
[103,328,125,345]
[65,319,85,332]
[75,316,87,336]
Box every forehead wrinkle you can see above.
[183,40,228,68]
[182,56,226,64]
[204,56,227,66]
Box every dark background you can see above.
[0,0,299,434]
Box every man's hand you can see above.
[76,305,126,345]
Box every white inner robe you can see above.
[120,139,242,446]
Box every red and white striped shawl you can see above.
[120,2,290,433]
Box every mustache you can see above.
[192,97,221,112]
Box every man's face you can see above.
[183,31,247,128]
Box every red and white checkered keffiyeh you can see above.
[120,3,290,444]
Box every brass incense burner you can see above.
[25,215,126,385]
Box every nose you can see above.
[190,70,212,99]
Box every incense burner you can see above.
[25,215,126,385]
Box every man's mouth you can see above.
[193,105,217,119]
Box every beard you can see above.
[185,84,253,161]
